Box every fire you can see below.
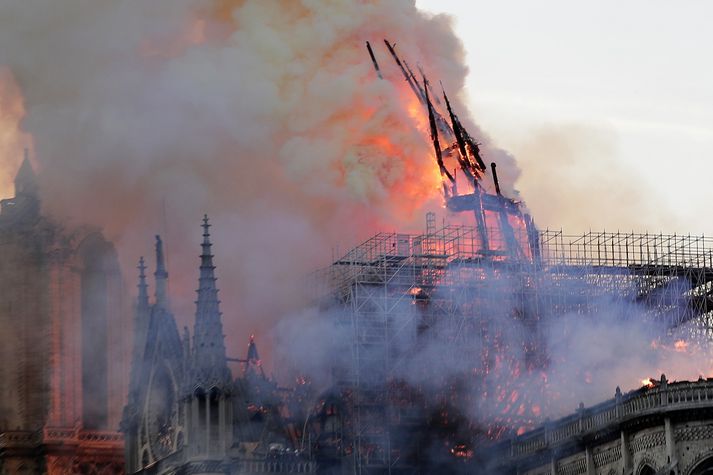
[450,444,473,459]
[0,68,33,199]
[641,378,655,388]
[674,339,688,352]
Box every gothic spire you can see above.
[128,256,151,405]
[14,148,38,196]
[191,215,231,389]
[154,235,169,309]
[137,256,149,310]
[244,334,265,379]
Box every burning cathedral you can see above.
[2,36,713,475]
[116,42,713,475]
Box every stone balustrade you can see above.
[488,376,713,462]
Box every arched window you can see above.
[639,465,655,475]
[691,456,713,475]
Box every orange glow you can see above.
[674,339,688,352]
[0,68,33,199]
[139,17,208,59]
[641,378,655,388]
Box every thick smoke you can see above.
[0,0,514,359]
[2,0,708,449]
[274,264,713,441]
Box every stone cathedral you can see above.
[120,217,316,474]
[0,154,128,473]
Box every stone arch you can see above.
[637,462,657,475]
[687,454,713,475]
[140,449,149,468]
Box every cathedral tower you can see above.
[0,152,128,473]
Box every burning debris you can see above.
[367,39,537,261]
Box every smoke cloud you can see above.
[274,264,713,442]
[512,123,684,233]
[0,0,514,359]
[2,0,708,450]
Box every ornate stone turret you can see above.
[244,334,265,379]
[190,215,231,389]
[127,257,150,406]
[184,215,233,458]
[137,256,149,310]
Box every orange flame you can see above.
[0,68,33,199]
[674,339,688,352]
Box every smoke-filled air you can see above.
[0,0,711,434]
[0,0,511,337]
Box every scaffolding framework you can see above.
[313,216,713,474]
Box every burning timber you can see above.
[372,39,539,261]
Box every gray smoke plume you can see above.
[0,0,516,361]
[274,264,713,440]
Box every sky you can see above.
[416,0,713,235]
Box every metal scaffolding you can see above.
[312,215,713,474]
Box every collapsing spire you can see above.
[154,235,169,309]
[191,215,231,388]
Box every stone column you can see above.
[664,417,677,467]
[585,446,595,475]
[206,395,211,455]
[621,430,632,473]
[191,397,199,456]
[218,396,226,455]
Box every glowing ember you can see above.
[450,444,473,459]
[674,339,688,352]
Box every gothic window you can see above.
[209,387,221,448]
[639,465,655,475]
[146,363,177,459]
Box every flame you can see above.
[641,378,655,388]
[674,339,688,352]
[0,68,33,199]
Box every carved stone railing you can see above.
[234,460,317,473]
[489,376,713,462]
[42,426,124,448]
[0,430,42,448]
